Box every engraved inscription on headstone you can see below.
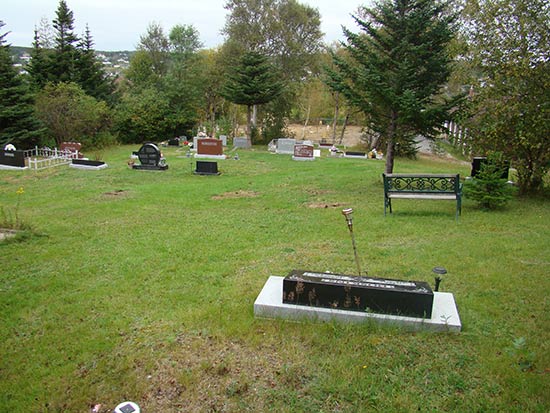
[283,270,434,318]
[293,144,314,161]
[197,138,223,156]
[132,143,168,170]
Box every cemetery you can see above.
[1,143,548,412]
[2,0,548,409]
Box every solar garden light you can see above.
[433,266,447,291]
[114,401,140,413]
[342,208,364,276]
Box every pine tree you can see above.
[0,22,44,147]
[325,0,457,174]
[26,29,51,90]
[222,51,284,144]
[77,25,114,102]
[50,0,79,83]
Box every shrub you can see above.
[464,153,515,209]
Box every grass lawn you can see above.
[1,145,549,412]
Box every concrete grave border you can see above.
[254,276,461,332]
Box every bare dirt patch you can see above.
[137,334,284,412]
[307,202,347,209]
[212,190,260,200]
[287,123,364,147]
[103,189,129,197]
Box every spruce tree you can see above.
[51,0,79,83]
[26,29,51,90]
[222,51,284,145]
[0,22,44,147]
[77,25,114,102]
[326,0,457,174]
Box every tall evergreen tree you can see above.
[26,29,51,90]
[222,51,284,144]
[77,25,114,102]
[0,22,44,147]
[50,0,79,83]
[326,0,457,174]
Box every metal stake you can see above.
[432,266,447,291]
[342,208,364,276]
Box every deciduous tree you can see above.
[461,0,550,194]
[35,82,110,147]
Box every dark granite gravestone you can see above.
[168,137,181,146]
[70,159,107,170]
[344,151,367,158]
[0,149,26,168]
[132,143,168,170]
[283,270,434,318]
[471,157,509,179]
[194,160,220,175]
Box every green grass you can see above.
[1,146,549,412]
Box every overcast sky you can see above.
[2,0,368,51]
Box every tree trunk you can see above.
[385,112,398,174]
[246,105,252,146]
[210,103,216,139]
[332,92,340,143]
[252,104,257,127]
[302,102,311,140]
[338,113,349,145]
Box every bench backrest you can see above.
[383,173,461,194]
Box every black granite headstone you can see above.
[0,149,26,168]
[194,160,220,175]
[72,159,105,167]
[132,143,168,170]
[471,157,509,179]
[283,270,434,318]
[345,151,366,157]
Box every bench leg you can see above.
[384,197,392,215]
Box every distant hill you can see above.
[9,46,134,76]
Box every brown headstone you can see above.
[197,138,223,156]
[293,144,314,159]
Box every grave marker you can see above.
[196,138,224,158]
[292,144,314,161]
[132,143,168,170]
[233,137,251,149]
[195,160,220,175]
[0,149,26,169]
[276,138,296,154]
[283,270,434,318]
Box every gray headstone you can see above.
[233,137,251,149]
[276,138,296,154]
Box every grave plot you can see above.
[194,138,226,160]
[0,145,84,171]
[131,143,168,170]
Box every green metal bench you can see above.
[383,173,463,219]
